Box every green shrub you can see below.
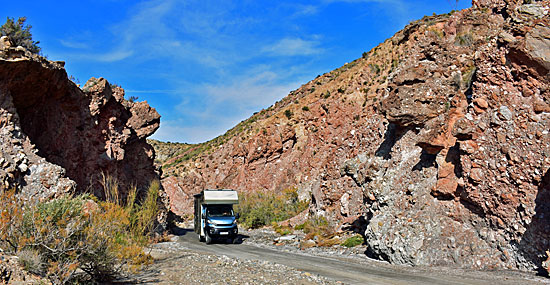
[131,180,161,237]
[341,235,364,248]
[284,109,293,119]
[369,63,381,74]
[302,106,310,111]
[235,188,309,229]
[0,17,41,54]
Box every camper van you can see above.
[194,189,239,244]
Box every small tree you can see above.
[0,17,41,54]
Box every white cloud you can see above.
[162,66,304,143]
[59,39,89,49]
[263,38,323,57]
[95,49,134,62]
[153,74,294,143]
[178,68,302,119]
[323,0,408,20]
[203,71,298,107]
[57,0,175,63]
[295,5,320,16]
[125,89,179,94]
[54,0,335,142]
[150,121,228,144]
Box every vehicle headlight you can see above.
[232,219,237,225]
[207,219,217,226]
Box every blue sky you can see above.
[2,0,470,143]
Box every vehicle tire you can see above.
[205,233,212,245]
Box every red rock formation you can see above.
[0,36,167,223]
[157,0,549,273]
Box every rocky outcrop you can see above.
[157,0,549,274]
[0,36,166,220]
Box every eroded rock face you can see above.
[158,0,549,273]
[0,36,166,220]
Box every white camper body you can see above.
[194,189,239,244]
[203,190,239,204]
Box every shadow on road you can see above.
[206,233,250,245]
[170,226,193,236]
[170,225,250,245]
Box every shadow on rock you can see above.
[375,123,409,160]
[519,168,550,276]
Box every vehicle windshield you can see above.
[207,205,234,217]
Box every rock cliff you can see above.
[0,36,167,222]
[157,0,549,273]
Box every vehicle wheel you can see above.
[205,233,212,245]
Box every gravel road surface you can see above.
[132,228,548,285]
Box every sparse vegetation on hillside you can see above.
[0,17,41,54]
[341,234,364,248]
[151,110,272,173]
[455,32,474,47]
[295,215,333,240]
[235,187,308,229]
[148,139,195,166]
[284,109,293,119]
[0,177,161,283]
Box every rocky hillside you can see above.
[0,36,168,224]
[148,139,194,166]
[156,0,550,274]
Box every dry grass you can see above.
[295,215,338,247]
[272,222,293,236]
[0,176,161,284]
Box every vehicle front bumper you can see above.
[206,225,238,237]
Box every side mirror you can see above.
[235,213,240,219]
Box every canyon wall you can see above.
[0,36,168,226]
[159,0,549,272]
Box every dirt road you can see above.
[161,228,546,285]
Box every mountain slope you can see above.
[155,0,550,273]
